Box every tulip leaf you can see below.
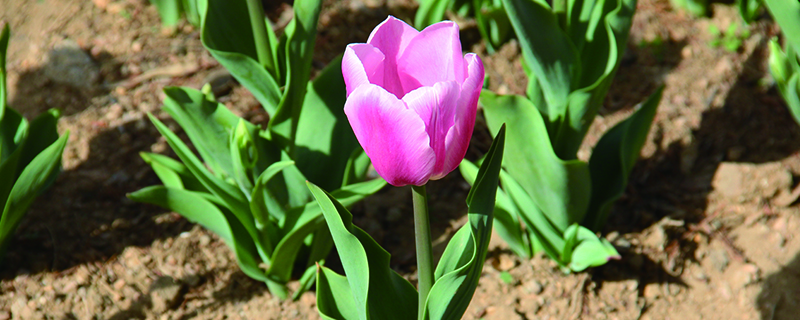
[149,0,182,27]
[425,125,505,320]
[146,114,271,263]
[459,159,531,258]
[415,0,452,30]
[292,56,362,191]
[502,0,579,127]
[127,186,272,284]
[308,181,417,320]
[267,178,387,288]
[161,86,242,180]
[200,0,282,114]
[317,265,360,320]
[764,0,800,55]
[584,86,663,231]
[480,91,591,232]
[268,0,322,149]
[140,152,206,192]
[0,133,68,250]
[569,233,619,272]
[498,169,563,262]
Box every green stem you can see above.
[412,184,433,319]
[245,0,272,71]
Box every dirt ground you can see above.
[1,0,800,319]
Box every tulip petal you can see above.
[397,21,464,92]
[342,44,386,96]
[367,16,419,98]
[344,84,435,186]
[403,81,461,177]
[440,53,484,178]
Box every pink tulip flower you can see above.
[342,16,484,187]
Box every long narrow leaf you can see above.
[308,181,417,320]
[425,125,505,319]
[481,92,591,231]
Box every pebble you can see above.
[708,248,730,272]
[525,280,544,294]
[43,40,100,88]
[149,276,185,313]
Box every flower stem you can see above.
[245,0,272,71]
[412,184,433,319]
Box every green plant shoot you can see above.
[0,24,69,258]
[463,0,664,272]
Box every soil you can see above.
[1,0,800,319]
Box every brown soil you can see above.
[2,0,800,319]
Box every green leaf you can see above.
[140,152,206,191]
[161,86,241,180]
[308,181,417,320]
[18,109,61,172]
[291,56,361,191]
[584,86,663,231]
[147,114,270,263]
[181,0,201,26]
[200,0,282,114]
[473,0,514,53]
[459,159,531,258]
[415,0,452,30]
[480,91,591,232]
[765,0,800,55]
[268,0,323,149]
[317,265,360,320]
[499,169,564,264]
[502,0,579,126]
[568,226,619,272]
[0,133,68,251]
[737,0,761,23]
[149,0,182,27]
[267,178,386,288]
[425,125,505,320]
[250,160,296,229]
[230,119,257,196]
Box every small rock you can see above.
[730,263,760,290]
[708,248,730,272]
[111,217,130,229]
[525,280,544,294]
[198,235,211,246]
[149,276,185,313]
[43,40,100,88]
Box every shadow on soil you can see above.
[757,250,800,320]
[8,45,120,117]
[0,117,192,279]
[605,33,800,289]
[604,38,688,115]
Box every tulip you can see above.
[342,16,485,187]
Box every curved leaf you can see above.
[584,86,662,231]
[0,133,68,249]
[200,0,281,114]
[425,126,505,320]
[480,91,591,231]
[308,181,417,320]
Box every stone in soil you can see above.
[43,40,100,88]
[149,275,185,314]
